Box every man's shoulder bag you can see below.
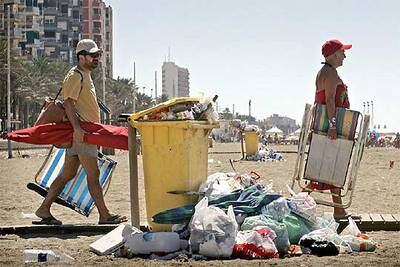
[34,69,84,148]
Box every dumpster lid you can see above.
[129,97,200,121]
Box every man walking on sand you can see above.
[35,39,127,225]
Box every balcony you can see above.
[25,22,42,31]
[11,13,25,21]
[43,7,58,15]
[43,22,57,30]
[92,27,101,34]
[25,6,40,15]
[92,14,101,21]
[12,47,22,56]
[12,28,23,38]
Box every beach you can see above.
[1,143,399,266]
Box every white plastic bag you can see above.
[287,186,317,224]
[340,217,376,252]
[233,227,278,259]
[261,197,291,222]
[198,172,243,200]
[299,228,352,253]
[189,197,238,258]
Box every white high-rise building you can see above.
[162,61,189,99]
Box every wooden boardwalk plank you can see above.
[338,213,400,232]
[370,213,383,223]
[392,214,400,222]
[360,213,372,222]
[0,224,148,236]
[359,214,374,231]
[381,214,397,223]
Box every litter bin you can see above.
[130,99,218,231]
[244,131,259,156]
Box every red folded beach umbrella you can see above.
[3,122,129,150]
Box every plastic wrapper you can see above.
[233,227,279,259]
[198,172,244,200]
[299,228,352,253]
[261,197,291,222]
[189,197,238,258]
[241,214,290,254]
[287,186,317,224]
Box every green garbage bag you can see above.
[241,214,289,254]
[283,213,311,244]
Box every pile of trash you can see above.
[246,145,283,162]
[90,172,377,261]
[230,119,260,132]
[134,96,219,124]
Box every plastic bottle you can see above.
[342,235,376,252]
[23,249,74,263]
[125,232,181,254]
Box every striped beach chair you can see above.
[291,103,370,209]
[27,147,117,217]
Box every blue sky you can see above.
[105,0,400,131]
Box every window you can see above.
[44,16,55,24]
[44,46,55,56]
[93,21,101,28]
[0,14,3,30]
[72,10,79,19]
[61,5,68,14]
[93,8,100,15]
[57,21,67,30]
[44,30,55,38]
[73,39,79,48]
[44,0,57,8]
[60,51,68,60]
[61,34,68,44]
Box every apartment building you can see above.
[162,61,190,99]
[0,0,44,59]
[0,0,83,64]
[82,0,112,77]
[42,0,82,64]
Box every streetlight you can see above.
[6,4,12,159]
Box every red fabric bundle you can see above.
[4,122,128,150]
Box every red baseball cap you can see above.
[322,39,352,58]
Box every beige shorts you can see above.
[66,141,98,158]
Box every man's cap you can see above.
[76,39,101,54]
[322,39,352,58]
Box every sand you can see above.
[1,143,400,266]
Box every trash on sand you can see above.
[90,223,138,255]
[189,197,238,258]
[125,232,181,255]
[232,227,279,259]
[23,249,74,263]
[21,212,38,219]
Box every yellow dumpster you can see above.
[130,98,218,231]
[244,131,259,156]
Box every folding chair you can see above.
[291,103,370,209]
[27,146,117,217]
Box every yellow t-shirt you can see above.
[62,66,100,123]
